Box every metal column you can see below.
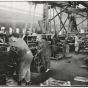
[60,8,62,31]
[50,5,51,33]
[53,7,56,33]
[82,12,83,29]
[43,3,49,33]
[87,11,88,31]
[30,4,36,33]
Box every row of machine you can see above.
[0,33,88,85]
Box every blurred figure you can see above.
[9,33,33,85]
[65,37,69,57]
[32,29,37,36]
[75,33,79,54]
[51,30,57,58]
[36,35,51,72]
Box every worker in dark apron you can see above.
[8,33,33,85]
[36,35,51,72]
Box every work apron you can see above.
[75,42,79,52]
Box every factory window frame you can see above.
[0,2,43,17]
[12,2,17,8]
[25,2,29,11]
[0,2,5,6]
[21,2,26,10]
[4,2,11,7]
[16,2,22,9]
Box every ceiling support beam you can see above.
[69,10,87,18]
[60,16,68,31]
[77,18,87,26]
[55,7,67,34]
[49,5,69,22]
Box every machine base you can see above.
[30,65,46,73]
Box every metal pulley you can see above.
[34,52,42,66]
[10,46,19,53]
[35,58,41,66]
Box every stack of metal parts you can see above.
[40,77,71,86]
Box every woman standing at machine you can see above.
[36,35,51,72]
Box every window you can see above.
[16,2,22,9]
[12,2,17,8]
[40,4,43,14]
[31,4,35,13]
[4,2,11,7]
[0,2,5,6]
[35,4,39,14]
[21,2,26,10]
[25,2,29,11]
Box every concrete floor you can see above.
[7,53,88,86]
[31,53,88,86]
[49,53,88,86]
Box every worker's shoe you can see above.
[46,68,50,72]
[18,81,21,85]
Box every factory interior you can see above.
[0,1,88,86]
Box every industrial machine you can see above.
[40,34,52,45]
[67,36,75,52]
[24,35,46,73]
[0,33,10,85]
[0,33,19,85]
[78,33,88,53]
[50,36,66,60]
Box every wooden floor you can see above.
[6,53,88,86]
